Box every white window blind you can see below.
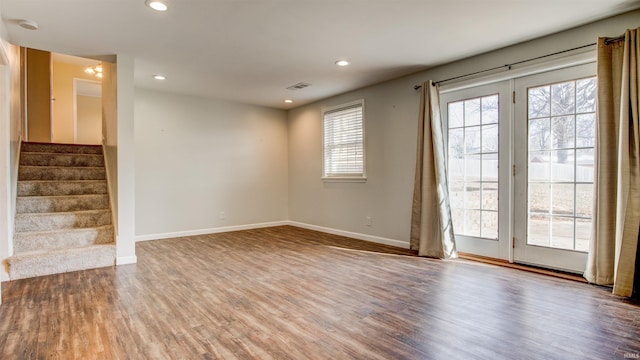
[323,101,365,179]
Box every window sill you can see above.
[321,177,367,183]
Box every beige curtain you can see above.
[410,80,457,259]
[585,29,640,297]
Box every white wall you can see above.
[287,10,640,247]
[0,38,22,282]
[101,55,137,264]
[134,89,288,240]
[115,55,136,264]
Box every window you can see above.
[322,100,365,181]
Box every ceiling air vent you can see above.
[286,82,312,90]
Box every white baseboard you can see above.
[135,221,290,242]
[286,221,410,249]
[117,255,137,265]
[135,220,409,250]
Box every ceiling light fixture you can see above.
[284,99,293,104]
[146,0,168,11]
[335,60,350,66]
[153,75,166,80]
[84,64,103,79]
[18,20,39,30]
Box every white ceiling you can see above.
[1,0,639,109]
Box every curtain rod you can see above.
[412,38,621,90]
[604,34,625,45]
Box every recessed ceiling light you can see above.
[146,0,168,11]
[153,75,166,80]
[335,60,350,66]
[18,20,38,30]
[284,99,293,104]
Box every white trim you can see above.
[0,45,9,285]
[134,221,409,250]
[117,255,137,265]
[101,142,118,232]
[0,40,9,66]
[287,221,410,249]
[321,176,367,183]
[440,50,596,94]
[321,99,364,114]
[135,221,290,242]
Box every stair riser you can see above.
[14,226,114,253]
[16,195,109,213]
[20,153,104,167]
[18,167,106,181]
[18,181,108,196]
[15,211,112,232]
[21,143,103,155]
[6,244,116,280]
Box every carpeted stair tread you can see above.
[15,209,112,232]
[14,226,114,253]
[16,194,109,213]
[9,142,115,280]
[21,142,103,155]
[18,166,106,181]
[18,180,108,196]
[5,244,116,280]
[20,152,105,167]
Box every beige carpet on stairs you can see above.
[4,142,116,280]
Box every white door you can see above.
[74,78,102,145]
[441,81,512,259]
[513,63,596,273]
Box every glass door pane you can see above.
[526,78,596,251]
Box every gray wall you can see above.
[134,89,289,239]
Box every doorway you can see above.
[441,62,596,274]
[73,79,102,144]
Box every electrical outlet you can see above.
[365,216,372,226]
[219,211,226,220]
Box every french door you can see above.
[441,81,512,260]
[513,64,596,273]
[442,63,596,273]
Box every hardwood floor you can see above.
[0,225,639,359]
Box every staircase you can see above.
[5,142,116,280]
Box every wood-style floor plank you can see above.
[0,225,639,359]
